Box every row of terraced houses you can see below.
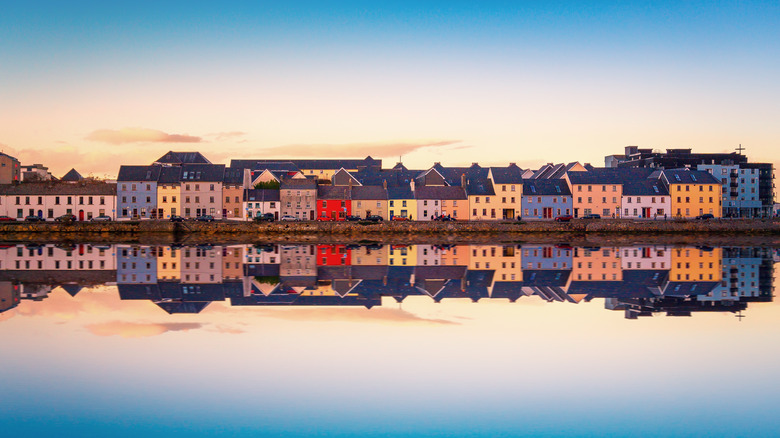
[0,147,774,221]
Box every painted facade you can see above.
[521,179,572,220]
[117,165,161,220]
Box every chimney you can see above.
[382,179,387,189]
[410,180,415,192]
[461,174,466,187]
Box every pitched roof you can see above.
[317,185,351,200]
[60,168,83,182]
[230,157,381,170]
[661,169,720,185]
[154,151,211,165]
[414,185,468,200]
[244,189,280,202]
[522,179,572,196]
[387,186,414,199]
[222,167,246,185]
[157,166,182,184]
[180,164,226,182]
[117,165,162,182]
[280,178,317,190]
[489,164,524,184]
[567,168,655,185]
[623,179,669,196]
[351,185,388,200]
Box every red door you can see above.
[79,210,84,221]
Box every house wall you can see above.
[492,183,523,219]
[351,245,389,266]
[521,245,573,270]
[181,246,223,284]
[244,200,280,220]
[222,245,245,280]
[351,199,387,219]
[440,245,470,267]
[522,195,572,220]
[181,181,223,218]
[388,198,416,220]
[571,184,622,218]
[157,184,180,219]
[439,199,468,220]
[572,247,622,281]
[0,243,116,271]
[669,183,721,218]
[0,155,20,184]
[620,245,671,270]
[118,181,157,220]
[156,246,181,280]
[317,199,350,220]
[620,195,670,219]
[388,245,417,266]
[223,185,244,220]
[117,245,157,284]
[281,189,316,220]
[416,198,443,220]
[3,192,116,220]
[469,194,500,220]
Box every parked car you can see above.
[280,215,299,221]
[194,215,215,222]
[55,214,77,223]
[554,215,573,222]
[695,213,715,220]
[253,213,275,222]
[345,215,361,221]
[169,215,185,222]
[364,215,384,222]
[582,214,601,219]
[90,215,112,222]
[25,215,46,222]
[317,216,334,221]
[433,215,456,221]
[391,216,409,221]
[0,216,18,222]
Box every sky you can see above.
[1,1,779,178]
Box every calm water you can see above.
[1,242,779,437]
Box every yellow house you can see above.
[488,165,524,220]
[388,186,417,220]
[661,170,722,218]
[670,247,722,282]
[351,244,389,266]
[157,167,181,219]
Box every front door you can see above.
[78,210,84,221]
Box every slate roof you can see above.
[661,169,720,185]
[0,182,116,195]
[154,151,211,165]
[414,185,468,200]
[387,186,414,199]
[180,164,226,182]
[117,165,162,182]
[157,166,182,184]
[244,189,280,202]
[60,168,83,181]
[351,185,388,200]
[489,164,524,184]
[231,157,381,170]
[522,179,572,196]
[281,178,317,190]
[567,168,655,185]
[317,186,351,200]
[222,167,246,185]
[232,161,301,172]
[623,179,669,196]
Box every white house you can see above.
[0,181,117,220]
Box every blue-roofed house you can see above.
[521,179,572,219]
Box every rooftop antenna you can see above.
[736,144,746,155]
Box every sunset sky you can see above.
[1,1,778,178]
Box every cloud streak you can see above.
[254,139,462,158]
[86,127,201,144]
[86,321,204,338]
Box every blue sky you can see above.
[1,1,778,176]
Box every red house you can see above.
[317,244,352,266]
[316,186,351,221]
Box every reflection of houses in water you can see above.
[0,244,117,305]
[1,242,775,318]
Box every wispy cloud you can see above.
[209,305,458,326]
[206,131,247,141]
[86,127,201,144]
[254,139,462,158]
[86,321,204,338]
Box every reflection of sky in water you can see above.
[3,290,779,437]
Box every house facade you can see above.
[244,189,280,220]
[415,186,468,220]
[180,164,225,218]
[521,179,572,220]
[620,179,670,219]
[280,178,317,220]
[0,182,117,220]
[488,165,524,220]
[388,186,416,220]
[156,166,181,219]
[317,186,351,220]
[223,167,250,220]
[117,165,161,220]
[659,169,721,218]
[351,186,388,219]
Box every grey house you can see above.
[280,178,317,220]
[117,165,162,220]
[521,179,572,220]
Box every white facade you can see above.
[0,188,117,221]
[620,195,670,219]
[620,246,671,270]
[0,244,117,271]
